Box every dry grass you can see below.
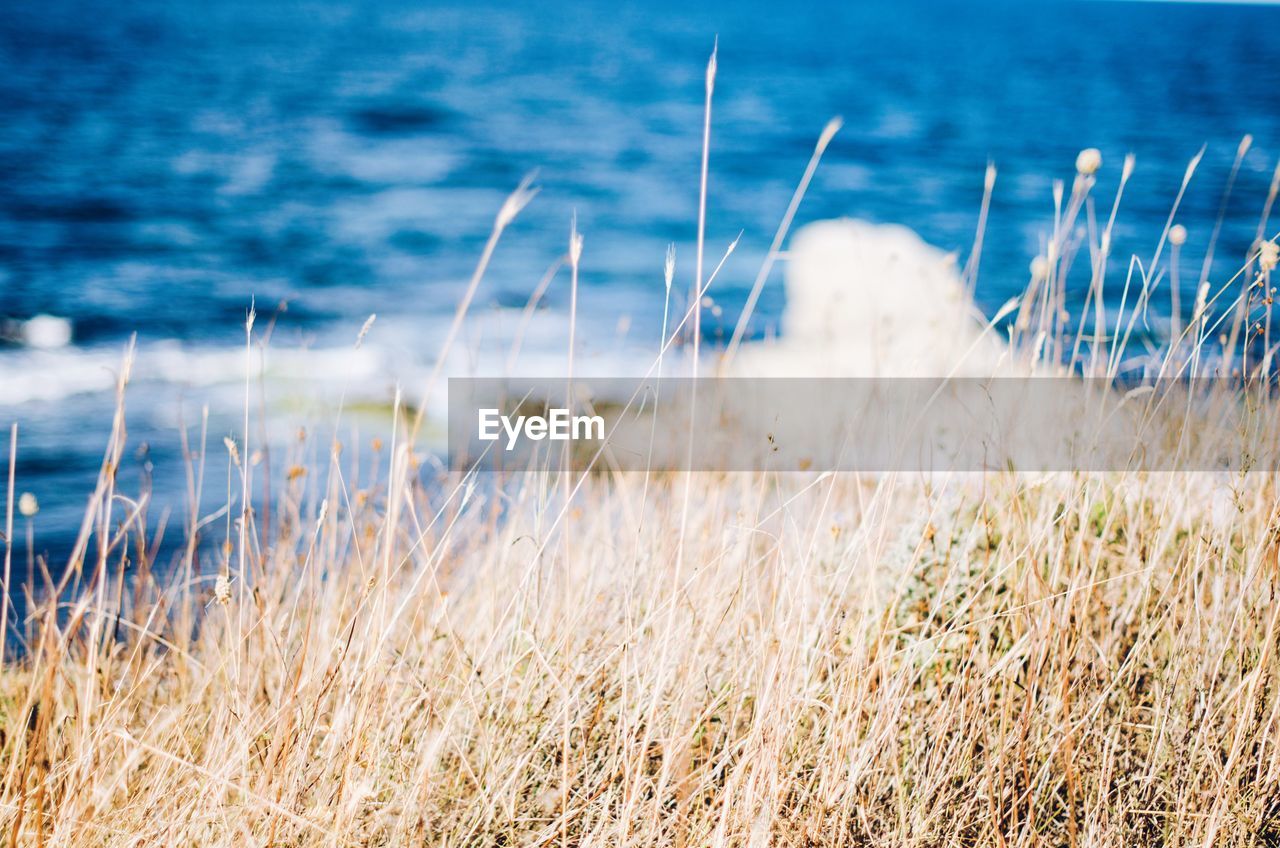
[2,432,1280,846]
[5,60,1280,845]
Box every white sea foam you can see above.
[1,348,117,403]
[0,341,390,407]
[0,304,650,416]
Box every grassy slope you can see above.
[1,454,1278,845]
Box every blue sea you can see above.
[3,0,1280,555]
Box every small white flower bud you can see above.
[1169,224,1187,247]
[1076,148,1102,177]
[17,492,38,518]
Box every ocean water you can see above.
[3,0,1280,553]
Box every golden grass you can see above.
[2,426,1280,845]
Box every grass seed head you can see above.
[223,436,241,467]
[214,573,231,605]
[1076,147,1102,176]
[1030,255,1049,281]
[1258,240,1278,272]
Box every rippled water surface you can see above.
[3,0,1280,546]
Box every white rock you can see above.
[733,219,1008,377]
